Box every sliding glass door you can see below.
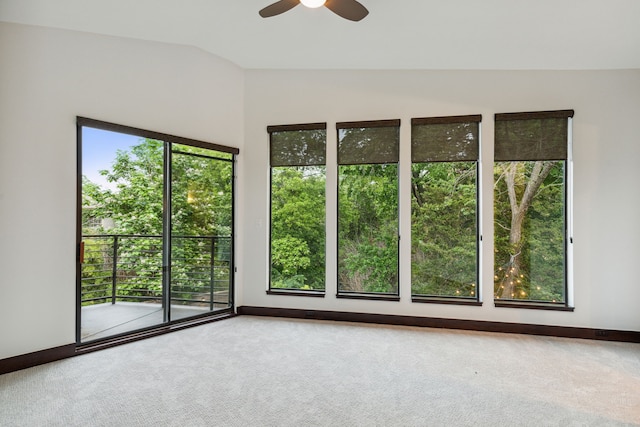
[169,144,234,322]
[77,118,236,344]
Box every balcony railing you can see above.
[81,234,231,309]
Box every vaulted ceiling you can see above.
[1,0,639,70]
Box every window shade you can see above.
[494,111,573,161]
[337,120,400,165]
[411,115,481,162]
[269,124,327,167]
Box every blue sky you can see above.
[82,127,142,190]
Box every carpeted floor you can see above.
[1,316,639,426]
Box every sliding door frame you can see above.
[76,117,239,346]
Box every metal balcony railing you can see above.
[81,235,231,309]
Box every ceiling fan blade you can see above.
[325,0,369,21]
[259,0,301,18]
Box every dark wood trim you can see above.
[495,110,574,121]
[266,289,326,298]
[336,119,400,129]
[76,310,236,355]
[0,311,236,375]
[172,149,233,163]
[411,115,482,126]
[0,344,76,375]
[267,122,327,133]
[494,301,574,311]
[76,116,239,155]
[336,293,400,302]
[236,306,640,343]
[412,296,482,306]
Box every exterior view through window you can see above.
[337,120,400,296]
[268,124,326,292]
[78,118,237,343]
[411,116,480,300]
[263,113,571,308]
[493,111,573,304]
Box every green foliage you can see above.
[81,134,565,305]
[411,162,477,297]
[272,236,311,276]
[171,146,233,237]
[81,138,233,305]
[270,166,325,290]
[80,237,113,305]
[84,139,164,235]
[338,164,398,293]
[494,161,565,302]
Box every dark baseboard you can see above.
[0,344,76,376]
[3,307,637,377]
[237,306,640,343]
[266,289,325,298]
[0,310,236,376]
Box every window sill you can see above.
[336,292,400,302]
[266,289,325,298]
[494,300,574,311]
[412,296,482,306]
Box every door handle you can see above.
[79,241,85,264]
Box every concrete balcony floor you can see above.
[80,301,229,342]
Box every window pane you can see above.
[270,166,326,290]
[338,164,398,294]
[494,161,566,302]
[411,162,477,298]
[269,126,326,291]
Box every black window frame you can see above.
[336,119,401,302]
[492,110,574,311]
[410,115,483,306]
[267,122,327,297]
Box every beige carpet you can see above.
[1,316,639,426]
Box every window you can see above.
[268,123,326,293]
[337,120,400,299]
[77,117,237,344]
[411,115,481,302]
[493,110,573,307]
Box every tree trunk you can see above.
[498,161,556,299]
[411,170,425,207]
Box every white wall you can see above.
[242,69,640,332]
[1,21,639,362]
[0,22,244,359]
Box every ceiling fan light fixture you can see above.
[300,0,326,8]
[259,0,368,21]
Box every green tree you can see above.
[494,161,564,301]
[86,140,232,237]
[82,139,233,303]
[411,162,477,297]
[85,139,164,235]
[338,164,398,293]
[270,166,325,290]
[171,146,233,237]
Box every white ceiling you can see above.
[1,0,640,70]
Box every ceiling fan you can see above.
[259,0,369,22]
